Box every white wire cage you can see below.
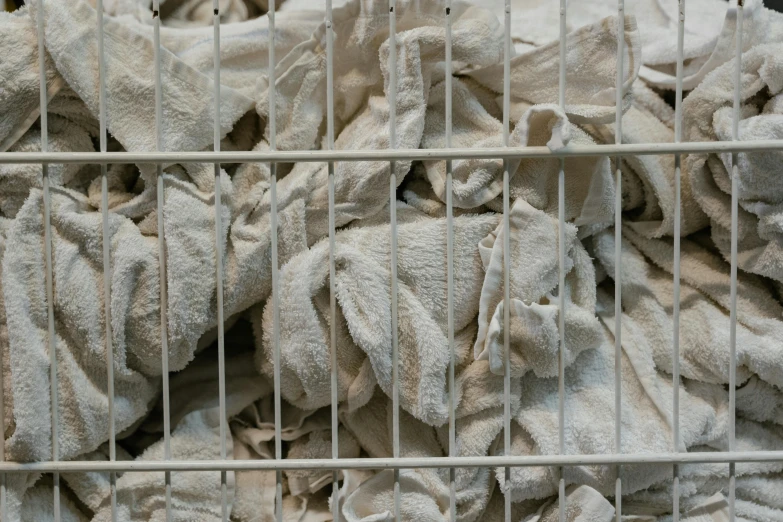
[2,0,783,521]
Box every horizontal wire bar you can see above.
[1,140,781,164]
[3,451,783,473]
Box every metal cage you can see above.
[1,0,783,521]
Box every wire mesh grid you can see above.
[1,0,783,521]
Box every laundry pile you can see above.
[1,0,783,520]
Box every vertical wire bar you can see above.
[557,0,567,518]
[387,2,400,520]
[728,2,743,520]
[151,3,172,520]
[96,1,117,519]
[445,2,456,522]
[502,2,512,521]
[325,1,340,520]
[614,2,625,520]
[267,2,283,520]
[211,3,228,521]
[36,2,61,520]
[672,0,686,520]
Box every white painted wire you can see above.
[35,1,61,520]
[614,2,625,520]
[96,0,117,519]
[387,2,400,520]
[445,2,457,521]
[210,2,229,520]
[502,1,512,520]
[267,2,283,520]
[151,2,172,519]
[557,0,567,519]
[672,0,686,520]
[729,2,744,520]
[325,0,340,520]
[4,140,780,165]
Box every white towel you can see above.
[2,188,160,463]
[684,42,783,284]
[87,342,265,522]
[498,319,722,502]
[422,82,615,227]
[473,198,603,382]
[0,115,95,219]
[29,0,253,156]
[467,15,641,125]
[472,0,783,91]
[585,82,709,238]
[340,389,496,521]
[592,226,783,389]
[255,210,498,426]
[0,6,63,153]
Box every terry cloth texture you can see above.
[2,0,783,520]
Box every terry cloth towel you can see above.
[29,0,253,159]
[2,188,160,463]
[153,0,508,367]
[683,42,783,284]
[254,209,498,426]
[592,226,783,389]
[254,0,504,243]
[0,116,96,219]
[473,198,603,380]
[88,344,267,522]
[623,446,783,519]
[157,9,323,100]
[340,389,495,521]
[584,80,709,238]
[467,15,641,126]
[0,6,63,153]
[498,310,723,503]
[422,83,615,227]
[472,0,783,91]
[257,0,503,153]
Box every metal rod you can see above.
[728,1,744,520]
[502,1,512,520]
[96,0,117,519]
[557,0,567,518]
[445,2,456,521]
[151,3,172,519]
[36,2,61,520]
[614,2,625,520]
[388,2,400,519]
[4,140,782,164]
[0,451,779,473]
[325,0,340,520]
[267,1,283,520]
[672,0,686,520]
[211,2,228,520]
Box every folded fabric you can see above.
[474,198,603,380]
[683,42,783,284]
[592,226,783,389]
[255,209,498,426]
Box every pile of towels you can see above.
[2,0,783,520]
